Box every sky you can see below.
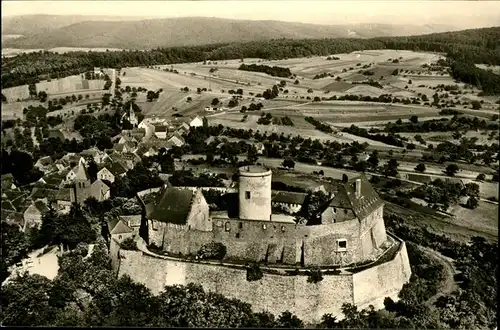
[2,1,500,28]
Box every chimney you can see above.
[355,179,361,199]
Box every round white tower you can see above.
[238,165,272,221]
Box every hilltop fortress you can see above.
[111,166,411,323]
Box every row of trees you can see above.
[238,64,292,77]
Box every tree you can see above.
[465,196,479,209]
[409,115,418,124]
[282,158,295,169]
[246,146,258,164]
[1,273,57,326]
[476,173,486,181]
[277,311,304,328]
[87,160,98,182]
[38,91,48,102]
[368,150,379,169]
[471,100,481,110]
[415,163,426,173]
[384,158,399,177]
[445,164,459,176]
[462,182,480,197]
[211,98,220,106]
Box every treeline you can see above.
[384,115,499,133]
[450,60,500,95]
[3,27,499,89]
[305,117,333,133]
[343,125,408,147]
[238,64,292,77]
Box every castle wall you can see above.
[115,236,411,324]
[352,241,412,309]
[298,220,362,267]
[212,218,297,264]
[321,207,356,224]
[162,225,213,256]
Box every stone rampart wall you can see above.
[114,235,411,324]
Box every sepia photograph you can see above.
[1,0,498,328]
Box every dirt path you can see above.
[418,245,459,306]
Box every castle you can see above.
[111,166,411,322]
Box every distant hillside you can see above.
[1,14,147,35]
[2,16,459,49]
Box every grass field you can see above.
[447,201,498,240]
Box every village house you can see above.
[175,122,191,135]
[55,188,73,214]
[23,200,50,232]
[105,161,129,178]
[272,191,308,214]
[134,144,158,158]
[121,128,146,142]
[48,129,83,142]
[65,162,91,184]
[118,135,139,146]
[30,186,58,205]
[189,116,204,128]
[88,179,111,201]
[154,125,168,139]
[5,212,25,231]
[107,217,135,243]
[80,147,108,164]
[1,173,17,190]
[97,166,116,183]
[166,133,186,149]
[34,156,54,174]
[114,141,136,154]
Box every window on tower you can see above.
[245,191,251,199]
[337,239,347,251]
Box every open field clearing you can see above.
[392,161,484,180]
[2,85,30,102]
[329,116,454,128]
[5,247,60,284]
[209,115,339,141]
[447,201,498,240]
[1,47,44,57]
[123,67,248,92]
[476,64,500,75]
[399,130,499,146]
[1,100,42,120]
[385,202,497,243]
[208,113,399,148]
[2,75,106,102]
[461,179,499,199]
[48,47,124,53]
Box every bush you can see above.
[196,242,226,260]
[120,237,137,250]
[307,268,324,283]
[476,173,486,181]
[246,263,263,282]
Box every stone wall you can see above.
[114,235,411,324]
[352,241,412,310]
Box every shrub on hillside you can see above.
[307,268,324,283]
[196,242,227,260]
[120,237,137,250]
[246,263,263,282]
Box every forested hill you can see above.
[2,27,500,93]
[2,16,458,49]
